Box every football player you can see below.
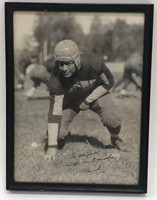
[25,56,52,99]
[45,40,125,161]
[112,53,142,97]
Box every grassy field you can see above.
[14,62,142,185]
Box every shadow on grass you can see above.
[43,132,114,152]
[66,134,113,149]
[116,94,138,99]
[28,96,49,100]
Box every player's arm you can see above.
[45,71,65,160]
[84,62,114,104]
[48,94,64,146]
[46,93,64,160]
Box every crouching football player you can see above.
[45,39,126,161]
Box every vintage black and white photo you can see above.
[6,3,153,193]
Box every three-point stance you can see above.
[46,40,124,161]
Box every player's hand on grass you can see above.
[45,147,57,161]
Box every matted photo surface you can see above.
[6,3,153,193]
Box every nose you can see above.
[62,64,69,71]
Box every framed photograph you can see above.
[6,3,153,193]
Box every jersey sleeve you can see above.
[99,62,114,90]
[48,72,65,96]
[90,55,114,90]
[85,56,114,104]
[47,69,65,146]
[48,94,64,146]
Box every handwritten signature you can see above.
[66,152,120,168]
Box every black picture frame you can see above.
[5,2,153,193]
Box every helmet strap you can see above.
[74,56,81,70]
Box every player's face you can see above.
[58,60,76,77]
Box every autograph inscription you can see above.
[65,152,120,172]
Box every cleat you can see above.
[119,89,127,99]
[57,138,66,150]
[111,136,127,152]
[58,132,71,150]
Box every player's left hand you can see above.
[79,101,89,110]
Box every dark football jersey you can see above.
[48,53,114,99]
[43,57,55,74]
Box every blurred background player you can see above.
[14,48,54,96]
[15,60,25,90]
[112,53,143,97]
[45,39,126,161]
[14,51,31,91]
[25,55,52,99]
